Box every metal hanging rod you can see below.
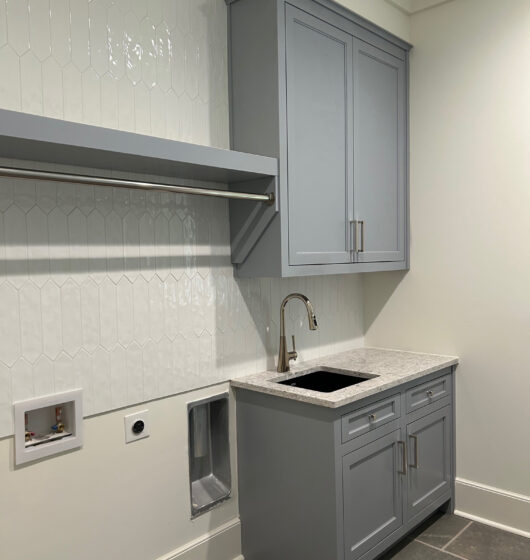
[0,166,275,205]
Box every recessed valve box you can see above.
[13,389,83,466]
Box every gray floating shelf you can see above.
[0,108,278,184]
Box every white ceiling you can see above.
[385,0,455,14]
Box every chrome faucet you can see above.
[277,293,318,373]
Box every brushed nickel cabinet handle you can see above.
[359,220,365,253]
[349,220,356,260]
[426,390,433,398]
[398,440,407,475]
[368,413,376,422]
[410,434,419,468]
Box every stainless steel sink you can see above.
[275,367,377,393]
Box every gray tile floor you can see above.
[379,512,530,560]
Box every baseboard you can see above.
[455,477,530,538]
[156,518,243,560]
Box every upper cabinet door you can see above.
[353,39,406,263]
[285,5,354,265]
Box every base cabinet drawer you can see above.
[342,394,401,443]
[405,372,452,414]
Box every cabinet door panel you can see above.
[343,430,403,559]
[353,39,406,262]
[286,5,353,265]
[406,406,452,521]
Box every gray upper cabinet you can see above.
[227,0,411,277]
[286,6,353,265]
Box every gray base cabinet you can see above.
[227,0,411,277]
[235,368,455,560]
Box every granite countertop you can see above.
[230,347,458,408]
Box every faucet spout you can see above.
[277,293,318,373]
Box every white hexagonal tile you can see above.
[6,0,29,55]
[139,212,155,280]
[113,186,130,218]
[126,341,143,403]
[92,346,112,413]
[150,85,166,138]
[117,74,135,131]
[0,177,14,212]
[156,21,171,92]
[165,89,180,140]
[170,25,185,96]
[12,358,34,402]
[148,276,164,342]
[184,33,199,100]
[68,208,89,279]
[154,211,169,279]
[99,278,118,350]
[124,11,141,85]
[43,57,64,119]
[87,209,106,282]
[94,185,113,216]
[179,92,192,141]
[117,277,134,345]
[123,211,140,280]
[163,274,179,340]
[88,0,109,76]
[61,278,82,356]
[80,278,100,352]
[41,280,62,359]
[140,17,157,88]
[147,0,163,25]
[26,206,49,283]
[20,51,43,114]
[0,282,21,366]
[63,63,83,122]
[47,207,69,285]
[74,348,93,414]
[33,355,55,397]
[50,0,71,66]
[132,276,149,344]
[13,178,36,213]
[100,73,119,129]
[19,280,43,363]
[191,99,209,146]
[105,210,124,282]
[134,81,150,134]
[70,0,90,71]
[29,0,51,61]
[82,67,101,125]
[0,46,20,110]
[53,351,74,393]
[110,344,127,409]
[4,205,28,281]
[107,5,125,79]
[156,336,174,396]
[142,340,158,401]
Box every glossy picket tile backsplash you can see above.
[0,1,364,437]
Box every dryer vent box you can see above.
[14,389,83,466]
[188,393,231,517]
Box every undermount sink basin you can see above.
[276,367,377,393]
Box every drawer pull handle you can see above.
[410,434,419,468]
[398,441,407,475]
[426,390,433,398]
[368,413,376,422]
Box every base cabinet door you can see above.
[343,430,404,560]
[405,406,452,521]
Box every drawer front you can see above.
[406,372,452,414]
[341,394,401,444]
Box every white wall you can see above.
[364,0,530,534]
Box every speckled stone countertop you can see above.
[230,347,458,408]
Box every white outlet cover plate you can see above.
[124,410,150,443]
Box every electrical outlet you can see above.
[124,410,150,444]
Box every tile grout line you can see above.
[415,539,469,560]
[441,521,474,552]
